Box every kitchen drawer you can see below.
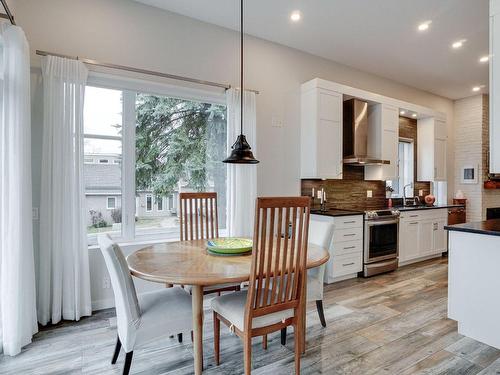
[334,215,363,229]
[333,240,363,257]
[333,227,363,243]
[332,253,362,277]
[400,212,421,221]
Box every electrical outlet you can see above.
[419,189,424,196]
[103,277,111,289]
[367,190,373,198]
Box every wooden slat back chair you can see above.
[179,192,218,241]
[179,192,240,296]
[212,197,311,375]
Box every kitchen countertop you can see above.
[310,204,464,217]
[396,204,464,212]
[310,208,364,217]
[445,219,500,237]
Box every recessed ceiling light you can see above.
[472,86,481,92]
[290,11,301,22]
[400,110,406,115]
[452,39,466,49]
[418,21,431,31]
[412,113,417,118]
[479,55,490,63]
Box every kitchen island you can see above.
[446,219,500,349]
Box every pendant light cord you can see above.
[240,0,244,135]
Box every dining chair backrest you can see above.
[179,192,219,241]
[308,220,334,249]
[245,197,311,327]
[98,234,141,351]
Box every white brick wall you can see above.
[454,96,484,222]
[454,94,500,222]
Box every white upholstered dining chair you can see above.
[98,234,193,375]
[281,219,334,345]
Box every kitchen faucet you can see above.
[403,183,413,206]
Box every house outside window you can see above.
[83,78,227,245]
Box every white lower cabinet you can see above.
[311,214,364,284]
[399,220,420,262]
[399,209,448,265]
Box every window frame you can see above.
[157,197,164,212]
[389,137,414,198]
[146,194,153,212]
[85,72,227,245]
[106,196,117,210]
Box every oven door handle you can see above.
[365,219,399,226]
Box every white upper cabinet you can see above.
[365,104,399,181]
[301,85,343,179]
[490,0,500,174]
[417,118,447,181]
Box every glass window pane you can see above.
[135,93,227,239]
[84,130,122,243]
[84,86,123,137]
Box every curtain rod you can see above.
[35,50,260,94]
[0,0,15,25]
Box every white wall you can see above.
[18,0,456,309]
[454,94,500,221]
[454,95,485,222]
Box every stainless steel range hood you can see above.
[342,99,390,166]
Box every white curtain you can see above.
[38,56,91,325]
[226,89,257,237]
[0,23,38,356]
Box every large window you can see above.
[83,81,227,245]
[387,139,414,197]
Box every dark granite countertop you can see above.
[310,208,364,217]
[396,204,464,212]
[445,219,500,237]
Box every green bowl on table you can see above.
[206,238,253,255]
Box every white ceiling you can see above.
[135,0,489,100]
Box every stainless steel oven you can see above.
[363,210,399,277]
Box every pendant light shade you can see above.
[223,0,259,164]
[224,134,259,164]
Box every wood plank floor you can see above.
[2,257,500,374]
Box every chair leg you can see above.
[262,334,268,350]
[244,333,252,375]
[281,327,287,346]
[294,323,301,375]
[111,335,121,364]
[213,312,220,366]
[123,351,133,375]
[178,333,183,343]
[316,300,326,327]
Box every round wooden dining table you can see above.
[127,239,329,375]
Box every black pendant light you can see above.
[223,0,259,164]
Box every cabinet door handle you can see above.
[343,246,356,250]
[410,222,419,225]
[343,220,356,224]
[342,262,355,267]
[343,233,356,237]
